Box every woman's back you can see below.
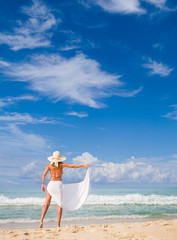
[49,163,63,181]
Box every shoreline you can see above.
[0,216,177,230]
[1,219,177,240]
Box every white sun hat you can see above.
[48,151,66,167]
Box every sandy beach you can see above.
[1,219,177,240]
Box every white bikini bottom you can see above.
[47,168,89,211]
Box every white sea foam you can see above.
[1,194,177,206]
[86,194,177,205]
[0,218,55,224]
[0,194,45,206]
[0,215,150,224]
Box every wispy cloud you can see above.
[163,104,177,120]
[0,112,55,124]
[59,30,96,51]
[65,111,88,118]
[142,57,173,77]
[0,111,56,163]
[20,161,43,181]
[59,45,80,51]
[1,53,141,108]
[115,86,143,97]
[0,0,58,50]
[152,43,164,52]
[144,0,167,9]
[59,30,82,51]
[92,0,146,15]
[144,0,175,11]
[97,127,106,131]
[91,0,175,15]
[0,124,48,152]
[0,60,10,67]
[0,95,38,108]
[22,161,36,173]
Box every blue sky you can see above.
[0,0,177,187]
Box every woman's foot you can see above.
[40,221,43,228]
[57,224,60,227]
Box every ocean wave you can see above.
[0,215,150,224]
[0,194,45,206]
[86,194,177,205]
[1,194,177,206]
[0,218,55,224]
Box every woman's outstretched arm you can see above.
[42,164,50,192]
[62,163,89,169]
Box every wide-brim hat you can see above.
[48,151,66,167]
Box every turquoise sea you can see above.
[1,185,177,228]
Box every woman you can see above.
[40,151,89,228]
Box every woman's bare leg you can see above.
[56,204,63,227]
[40,191,51,228]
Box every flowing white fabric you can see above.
[47,168,89,211]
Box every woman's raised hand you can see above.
[84,164,89,168]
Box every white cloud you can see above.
[73,152,99,165]
[2,53,141,108]
[0,95,38,108]
[68,152,173,184]
[65,111,88,118]
[128,163,168,183]
[92,0,172,14]
[0,112,55,124]
[144,0,167,9]
[93,161,136,183]
[0,0,57,50]
[163,104,177,120]
[59,45,80,51]
[142,57,173,77]
[0,60,10,67]
[94,0,146,14]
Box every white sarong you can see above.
[47,168,89,211]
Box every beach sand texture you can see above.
[1,219,177,240]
